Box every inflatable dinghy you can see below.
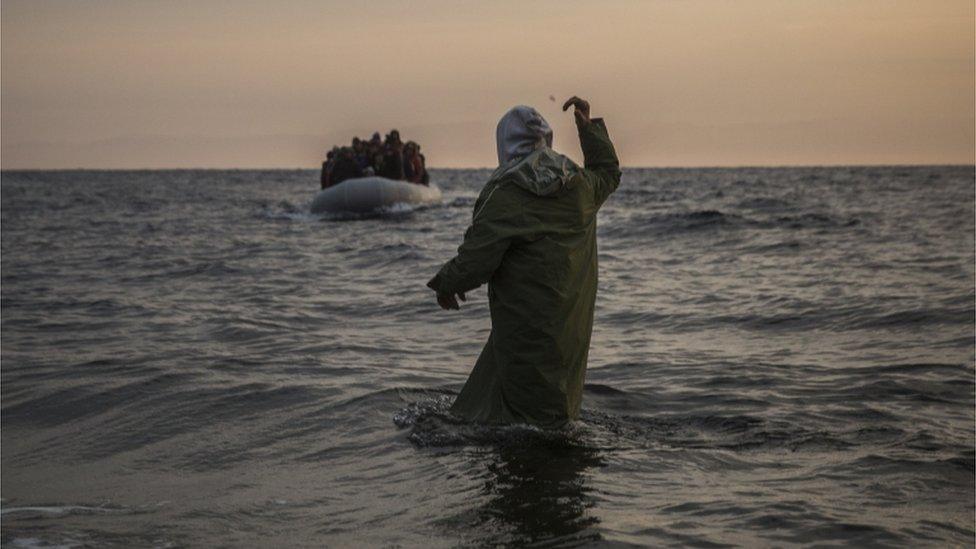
[310,176,442,214]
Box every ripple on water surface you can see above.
[1,167,973,547]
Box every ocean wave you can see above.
[603,209,860,239]
[2,167,972,547]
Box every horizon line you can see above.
[2,162,974,172]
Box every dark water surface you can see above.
[2,166,974,547]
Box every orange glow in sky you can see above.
[2,0,973,168]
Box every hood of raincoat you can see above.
[496,106,553,165]
[489,148,579,197]
[492,106,579,197]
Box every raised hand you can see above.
[562,96,591,126]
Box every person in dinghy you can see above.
[320,130,429,188]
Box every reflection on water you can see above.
[404,406,606,545]
[473,438,604,546]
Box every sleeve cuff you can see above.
[428,270,454,293]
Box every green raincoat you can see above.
[428,119,621,427]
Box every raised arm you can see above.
[563,96,621,207]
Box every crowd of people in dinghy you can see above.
[320,130,429,189]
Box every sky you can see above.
[2,0,974,168]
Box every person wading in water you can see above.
[427,96,621,427]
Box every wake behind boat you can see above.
[310,176,442,214]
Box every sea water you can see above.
[2,166,973,547]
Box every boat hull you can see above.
[310,176,442,214]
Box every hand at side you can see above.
[436,291,466,310]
